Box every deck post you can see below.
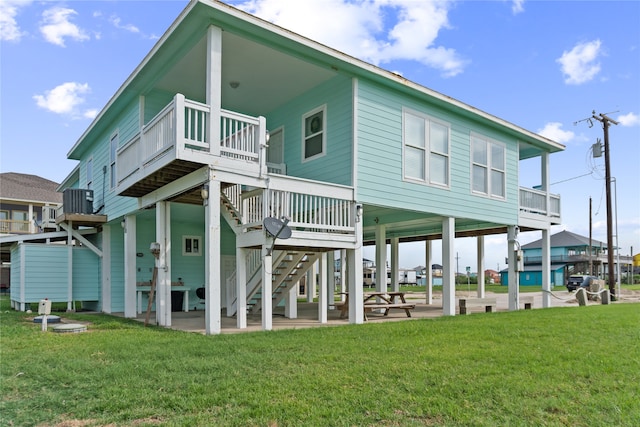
[375,224,387,294]
[285,285,297,319]
[442,217,456,316]
[155,201,172,326]
[318,252,327,323]
[391,237,399,292]
[507,225,519,311]
[206,25,221,157]
[541,228,551,308]
[124,215,137,318]
[205,178,221,334]
[236,248,247,329]
[477,236,485,298]
[348,204,364,324]
[425,240,433,305]
[262,246,273,331]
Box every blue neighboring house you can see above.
[1,0,564,334]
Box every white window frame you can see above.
[471,133,506,199]
[402,108,450,188]
[182,235,202,256]
[301,105,326,162]
[110,132,118,190]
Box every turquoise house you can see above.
[2,0,563,334]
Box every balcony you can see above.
[518,187,561,228]
[116,94,272,198]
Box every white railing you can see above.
[236,176,355,234]
[116,93,268,191]
[226,248,263,314]
[519,187,561,218]
[0,220,30,234]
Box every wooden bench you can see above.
[363,302,415,320]
[459,297,497,315]
[520,295,534,310]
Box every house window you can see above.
[183,236,201,256]
[471,134,505,198]
[110,133,118,189]
[87,158,93,190]
[403,109,450,187]
[302,106,325,161]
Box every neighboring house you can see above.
[500,230,633,286]
[0,0,564,334]
[484,269,500,284]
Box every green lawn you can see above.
[1,295,639,426]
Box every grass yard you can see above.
[1,295,639,426]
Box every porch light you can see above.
[229,81,240,89]
[355,204,363,222]
[201,184,209,200]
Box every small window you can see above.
[110,133,118,189]
[471,134,505,199]
[183,236,201,256]
[302,106,326,161]
[403,109,450,187]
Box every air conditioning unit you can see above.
[63,189,94,214]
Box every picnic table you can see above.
[335,291,415,321]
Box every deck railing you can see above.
[117,94,267,189]
[238,176,356,234]
[519,187,561,218]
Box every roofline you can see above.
[68,0,564,159]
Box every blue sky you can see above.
[1,0,639,272]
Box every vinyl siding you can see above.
[266,75,353,186]
[356,79,519,225]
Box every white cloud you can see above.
[33,82,91,117]
[109,15,140,34]
[512,0,525,15]
[537,122,575,143]
[617,112,639,127]
[39,6,89,47]
[0,0,32,42]
[556,39,602,85]
[232,0,467,77]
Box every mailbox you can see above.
[38,299,52,315]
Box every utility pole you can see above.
[591,112,619,298]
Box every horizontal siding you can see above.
[356,79,519,225]
[22,244,69,302]
[72,247,100,301]
[110,225,125,312]
[267,75,353,186]
[9,245,21,302]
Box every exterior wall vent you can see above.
[62,189,94,214]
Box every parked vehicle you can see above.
[566,275,597,292]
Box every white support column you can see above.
[28,204,35,233]
[390,237,399,292]
[205,179,221,334]
[442,217,456,316]
[236,248,247,328]
[155,202,172,326]
[206,25,222,157]
[285,285,297,319]
[327,250,336,307]
[101,224,111,313]
[348,203,364,324]
[318,252,328,323]
[67,221,73,312]
[306,262,317,303]
[340,249,347,300]
[542,228,551,308]
[124,215,137,318]
[425,240,433,305]
[477,236,485,299]
[262,246,273,331]
[541,152,550,217]
[507,225,519,311]
[375,224,387,293]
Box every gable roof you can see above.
[67,0,565,161]
[0,173,63,204]
[521,230,606,250]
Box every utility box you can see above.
[38,299,52,315]
[63,189,94,214]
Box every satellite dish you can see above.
[263,216,292,240]
[264,216,291,255]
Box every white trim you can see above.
[182,235,202,256]
[402,108,451,189]
[301,104,327,162]
[109,131,119,190]
[470,132,506,200]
